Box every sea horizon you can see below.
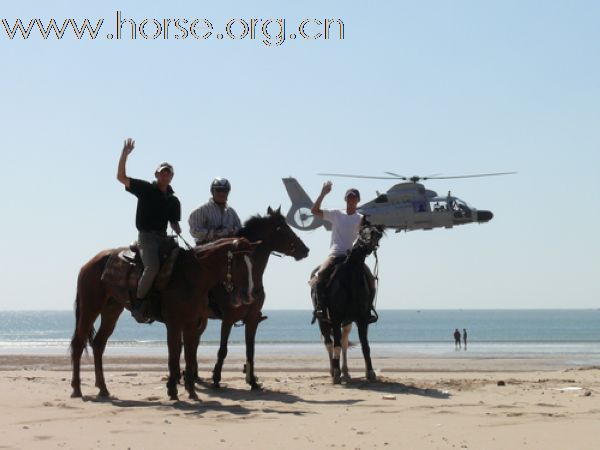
[1,309,599,365]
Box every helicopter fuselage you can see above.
[282,177,493,233]
[359,182,492,231]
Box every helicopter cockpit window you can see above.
[433,202,447,212]
[374,194,388,203]
[454,198,471,211]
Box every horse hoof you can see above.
[97,390,110,398]
[333,369,342,385]
[341,373,351,383]
[250,383,263,391]
[70,389,82,398]
[169,394,179,401]
[188,392,199,401]
[212,382,221,389]
[366,370,377,382]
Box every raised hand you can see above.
[122,138,135,155]
[321,181,333,196]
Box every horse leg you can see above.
[357,321,376,382]
[194,316,208,383]
[341,323,352,382]
[92,300,124,398]
[183,324,200,400]
[331,323,343,384]
[319,321,334,376]
[212,319,234,388]
[70,295,101,398]
[166,324,182,400]
[243,316,261,390]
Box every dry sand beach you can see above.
[1,353,599,450]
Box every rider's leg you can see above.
[134,232,161,323]
[314,256,335,321]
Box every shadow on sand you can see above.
[340,376,451,399]
[195,378,363,406]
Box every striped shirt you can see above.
[188,198,242,244]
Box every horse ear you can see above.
[267,206,273,215]
[275,206,281,215]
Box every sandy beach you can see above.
[1,353,599,450]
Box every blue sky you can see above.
[1,1,598,310]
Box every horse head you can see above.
[354,220,385,257]
[239,207,309,260]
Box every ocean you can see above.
[1,310,600,364]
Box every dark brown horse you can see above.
[198,207,309,390]
[70,237,258,400]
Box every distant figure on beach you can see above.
[453,328,461,349]
[463,328,468,350]
[188,178,242,245]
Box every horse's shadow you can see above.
[194,379,363,406]
[340,377,451,400]
[84,395,255,416]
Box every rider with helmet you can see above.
[188,177,242,245]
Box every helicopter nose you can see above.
[477,210,493,222]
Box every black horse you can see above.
[197,207,310,389]
[312,223,384,384]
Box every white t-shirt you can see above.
[323,209,363,256]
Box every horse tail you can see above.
[70,292,96,357]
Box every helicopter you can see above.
[282,172,516,232]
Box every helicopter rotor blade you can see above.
[383,172,408,179]
[425,172,517,180]
[317,173,403,180]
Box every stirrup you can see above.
[131,300,154,324]
[367,310,378,324]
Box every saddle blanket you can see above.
[100,246,180,302]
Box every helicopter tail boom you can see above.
[282,177,330,231]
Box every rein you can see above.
[372,248,380,311]
[176,233,195,251]
[224,250,234,293]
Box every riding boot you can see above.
[132,298,154,324]
[313,284,330,324]
[367,307,379,324]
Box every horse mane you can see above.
[237,214,267,240]
[192,238,238,260]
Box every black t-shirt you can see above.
[126,178,181,232]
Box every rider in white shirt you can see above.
[311,181,377,323]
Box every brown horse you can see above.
[70,237,258,400]
[198,207,309,390]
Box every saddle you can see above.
[100,237,180,304]
[310,261,375,306]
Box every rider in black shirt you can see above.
[117,138,182,323]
